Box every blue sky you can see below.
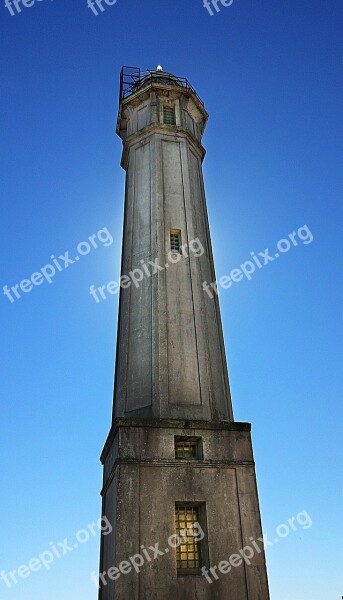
[0,0,342,598]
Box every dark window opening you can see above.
[170,230,181,253]
[163,105,176,125]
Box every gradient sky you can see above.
[1,1,342,599]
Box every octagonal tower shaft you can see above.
[113,69,233,422]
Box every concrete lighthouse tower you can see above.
[98,66,270,599]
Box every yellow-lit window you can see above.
[175,506,201,572]
[175,436,203,460]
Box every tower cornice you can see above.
[120,123,206,170]
[101,418,251,464]
[116,81,208,137]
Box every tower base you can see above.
[99,418,270,600]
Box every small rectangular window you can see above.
[175,436,203,460]
[170,230,181,253]
[175,505,201,572]
[163,105,176,125]
[175,503,209,575]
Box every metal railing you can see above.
[119,66,204,106]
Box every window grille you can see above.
[175,440,197,459]
[163,105,176,125]
[175,437,203,460]
[175,506,201,571]
[170,230,181,253]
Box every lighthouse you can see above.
[98,66,270,599]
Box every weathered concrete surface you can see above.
[98,71,270,599]
[113,77,233,423]
[99,420,269,600]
